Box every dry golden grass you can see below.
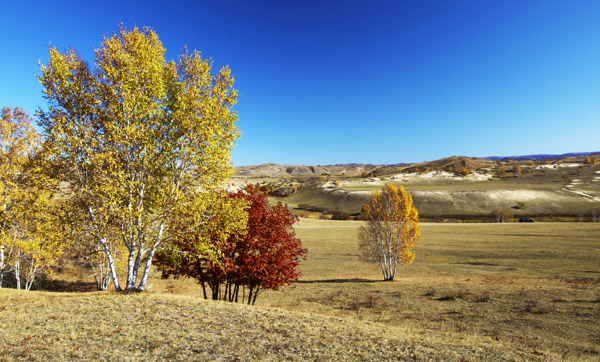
[258,220,600,361]
[0,288,512,361]
[1,220,599,361]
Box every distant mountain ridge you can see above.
[234,152,599,177]
[484,152,599,161]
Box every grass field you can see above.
[1,220,599,361]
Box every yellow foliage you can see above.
[1,107,65,290]
[358,184,419,280]
[37,26,240,291]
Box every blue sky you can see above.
[1,1,599,165]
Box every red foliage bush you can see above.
[157,185,306,304]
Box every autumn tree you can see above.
[457,167,470,176]
[38,26,239,291]
[589,208,599,223]
[231,186,306,304]
[358,184,419,281]
[513,164,521,178]
[0,107,65,290]
[155,191,249,298]
[492,208,512,223]
[157,185,307,305]
[0,107,39,288]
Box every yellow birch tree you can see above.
[358,184,419,281]
[0,107,65,290]
[38,26,240,291]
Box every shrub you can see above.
[331,209,352,220]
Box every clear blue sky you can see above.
[1,1,599,165]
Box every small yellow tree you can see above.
[492,208,512,223]
[0,107,65,290]
[513,164,521,178]
[358,184,419,281]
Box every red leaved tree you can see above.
[156,185,306,304]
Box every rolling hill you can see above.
[233,153,600,220]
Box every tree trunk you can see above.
[252,286,260,305]
[14,256,20,290]
[25,262,37,291]
[93,259,111,291]
[199,270,207,299]
[99,237,121,291]
[211,277,219,300]
[125,247,137,290]
[247,286,253,305]
[137,222,165,291]
[89,207,121,291]
[0,244,4,288]
[136,247,154,291]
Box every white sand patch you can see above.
[536,163,581,169]
[486,190,542,200]
[321,181,336,189]
[562,188,600,202]
[420,171,457,179]
[385,171,491,182]
[412,191,446,196]
[349,190,372,196]
[464,172,494,181]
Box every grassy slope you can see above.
[2,289,513,361]
[2,221,599,361]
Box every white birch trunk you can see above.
[99,237,121,291]
[138,247,156,291]
[14,256,21,290]
[88,206,122,291]
[25,262,37,291]
[387,223,394,280]
[92,257,111,291]
[125,246,137,290]
[137,222,165,290]
[0,244,4,288]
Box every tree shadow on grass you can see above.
[34,277,98,292]
[294,278,381,284]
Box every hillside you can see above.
[233,154,600,220]
[234,163,376,177]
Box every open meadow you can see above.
[260,220,600,360]
[1,220,599,361]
